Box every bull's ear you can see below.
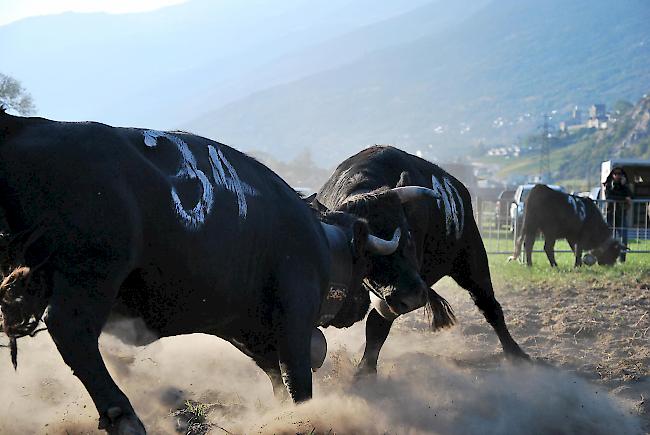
[351,220,369,259]
[396,171,412,187]
[305,194,329,212]
[313,199,328,212]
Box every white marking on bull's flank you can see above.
[430,175,444,210]
[144,130,214,230]
[431,175,464,239]
[143,130,159,147]
[430,175,449,235]
[443,180,460,236]
[579,202,586,221]
[143,130,258,229]
[208,145,258,218]
[445,178,465,238]
[568,195,586,221]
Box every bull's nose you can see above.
[385,288,427,314]
[384,293,412,314]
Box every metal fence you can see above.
[475,198,650,255]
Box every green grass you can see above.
[487,248,650,290]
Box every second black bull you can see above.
[510,184,624,267]
[316,146,528,376]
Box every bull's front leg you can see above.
[574,243,583,267]
[275,274,319,402]
[543,238,558,267]
[524,231,535,266]
[45,272,145,435]
[276,320,312,402]
[356,309,395,377]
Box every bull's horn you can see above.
[367,228,401,255]
[391,186,438,203]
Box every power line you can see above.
[539,113,550,182]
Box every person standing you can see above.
[603,167,632,261]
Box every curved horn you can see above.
[391,186,438,203]
[366,228,401,255]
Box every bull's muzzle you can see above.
[371,286,427,319]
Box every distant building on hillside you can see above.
[559,105,586,132]
[560,103,609,132]
[587,103,608,129]
[571,106,582,124]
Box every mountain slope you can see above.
[185,0,650,164]
[0,0,431,127]
[495,93,650,189]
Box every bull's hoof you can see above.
[353,365,377,382]
[101,407,146,435]
[504,346,530,362]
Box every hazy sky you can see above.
[0,0,188,26]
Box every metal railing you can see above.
[474,198,650,255]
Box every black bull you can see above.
[0,111,411,434]
[316,146,528,375]
[511,184,624,267]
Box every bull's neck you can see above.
[316,223,354,326]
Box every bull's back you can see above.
[1,118,328,332]
[523,185,579,236]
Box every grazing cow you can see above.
[511,184,624,267]
[0,109,417,434]
[316,146,527,376]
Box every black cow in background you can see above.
[510,184,624,267]
[316,146,527,376]
[0,110,419,435]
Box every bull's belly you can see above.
[111,266,274,345]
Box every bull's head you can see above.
[319,172,436,317]
[591,237,626,265]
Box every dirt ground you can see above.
[0,273,648,434]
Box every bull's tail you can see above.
[508,234,524,262]
[424,289,456,331]
[0,265,50,369]
[508,202,532,263]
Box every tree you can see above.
[0,73,35,115]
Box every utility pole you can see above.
[539,114,551,182]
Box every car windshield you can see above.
[519,187,532,202]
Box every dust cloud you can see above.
[0,314,642,435]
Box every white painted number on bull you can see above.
[208,145,258,218]
[143,130,214,230]
[567,195,586,221]
[431,175,464,239]
[143,130,257,229]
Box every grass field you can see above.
[488,248,650,287]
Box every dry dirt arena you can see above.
[0,276,648,434]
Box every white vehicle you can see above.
[601,159,650,199]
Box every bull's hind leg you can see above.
[452,225,528,360]
[250,351,289,402]
[45,271,145,435]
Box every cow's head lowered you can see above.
[591,237,626,265]
[314,173,435,318]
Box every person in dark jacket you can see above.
[603,167,632,261]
